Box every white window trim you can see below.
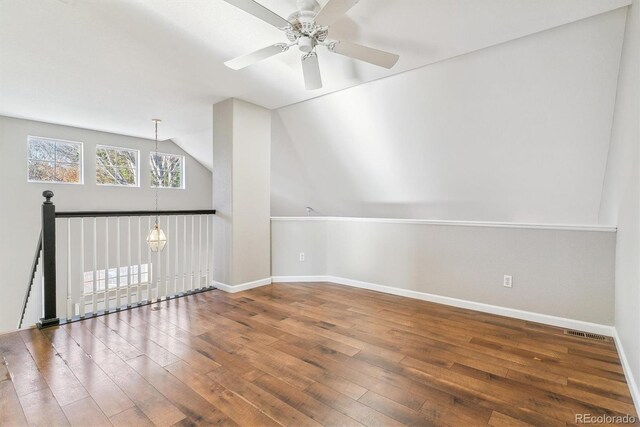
[27,135,84,185]
[95,144,141,188]
[150,152,186,190]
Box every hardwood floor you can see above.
[0,282,637,426]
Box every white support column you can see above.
[212,98,272,289]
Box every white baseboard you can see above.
[214,277,272,293]
[271,275,329,283]
[272,275,615,336]
[613,329,640,414]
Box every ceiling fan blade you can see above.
[302,53,323,90]
[222,0,291,29]
[225,44,288,70]
[315,0,360,26]
[329,40,399,69]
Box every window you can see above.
[96,145,139,187]
[27,136,83,184]
[83,264,150,294]
[150,152,184,189]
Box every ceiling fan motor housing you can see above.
[287,0,328,52]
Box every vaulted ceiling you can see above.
[0,0,631,170]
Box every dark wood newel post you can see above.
[39,190,59,328]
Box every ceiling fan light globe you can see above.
[299,36,314,52]
[297,0,320,13]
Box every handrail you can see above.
[56,209,216,218]
[18,234,43,329]
[31,190,216,328]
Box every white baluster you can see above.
[183,216,187,293]
[67,218,72,320]
[116,217,121,309]
[206,215,210,288]
[198,216,202,289]
[174,215,179,296]
[79,218,85,317]
[127,217,132,307]
[165,215,170,299]
[190,215,195,291]
[105,218,109,312]
[137,216,142,304]
[147,216,152,302]
[156,216,161,301]
[92,218,97,314]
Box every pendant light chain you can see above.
[154,119,159,227]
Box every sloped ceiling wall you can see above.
[272,8,627,224]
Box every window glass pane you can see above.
[118,167,137,183]
[28,161,55,182]
[96,146,138,186]
[28,138,55,161]
[55,163,81,183]
[96,165,117,185]
[55,141,81,163]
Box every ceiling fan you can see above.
[222,0,400,90]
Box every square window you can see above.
[150,152,185,189]
[96,145,139,187]
[27,136,83,184]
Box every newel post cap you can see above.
[43,190,54,204]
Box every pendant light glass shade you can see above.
[147,223,167,252]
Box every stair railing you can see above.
[17,234,43,329]
[21,190,216,329]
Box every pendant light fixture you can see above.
[147,119,167,252]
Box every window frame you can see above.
[149,151,186,190]
[27,135,84,185]
[95,144,141,188]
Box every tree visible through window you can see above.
[28,136,82,184]
[96,146,139,186]
[150,153,184,189]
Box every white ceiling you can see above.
[0,0,631,170]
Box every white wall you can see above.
[600,1,640,408]
[272,9,626,224]
[272,219,616,327]
[0,115,213,332]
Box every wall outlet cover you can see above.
[504,275,513,288]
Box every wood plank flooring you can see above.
[0,282,637,426]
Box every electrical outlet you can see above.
[503,275,513,288]
[299,252,305,262]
